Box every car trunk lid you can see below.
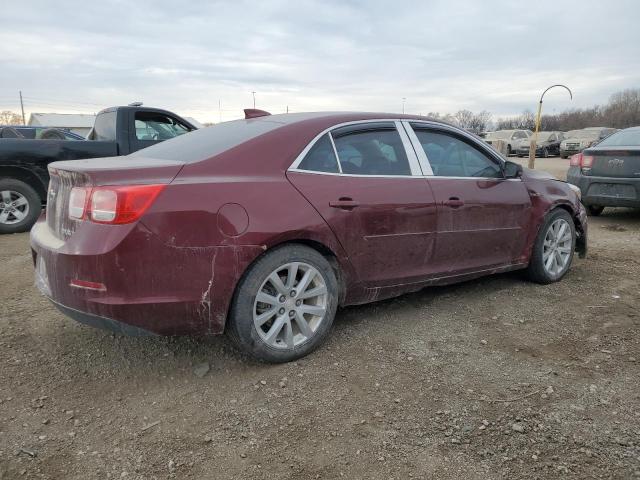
[46,156,184,240]
[586,147,640,178]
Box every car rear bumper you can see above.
[30,219,265,336]
[567,167,640,207]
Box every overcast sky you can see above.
[1,0,639,123]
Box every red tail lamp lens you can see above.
[581,155,594,168]
[569,153,582,167]
[89,184,165,224]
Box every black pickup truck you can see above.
[0,105,197,233]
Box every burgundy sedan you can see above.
[31,111,587,362]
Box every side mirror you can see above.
[503,160,523,179]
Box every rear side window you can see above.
[298,134,339,173]
[332,126,411,176]
[134,112,191,141]
[412,128,502,178]
[130,118,284,163]
[92,111,117,141]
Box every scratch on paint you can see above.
[199,250,217,327]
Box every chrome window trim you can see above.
[287,168,522,182]
[327,133,343,174]
[394,120,423,176]
[288,118,422,177]
[400,121,433,175]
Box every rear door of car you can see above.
[404,122,532,274]
[287,121,438,287]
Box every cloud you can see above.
[1,0,638,123]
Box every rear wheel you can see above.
[586,205,605,216]
[526,209,576,284]
[227,245,339,363]
[542,147,550,158]
[561,154,568,159]
[0,179,41,234]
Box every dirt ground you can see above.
[1,157,639,479]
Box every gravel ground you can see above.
[1,157,639,479]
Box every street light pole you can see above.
[402,97,406,114]
[252,91,256,109]
[528,84,572,169]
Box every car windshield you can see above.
[567,130,600,139]
[131,118,285,163]
[597,129,640,147]
[485,131,512,140]
[536,132,553,141]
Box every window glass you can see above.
[131,118,282,163]
[412,129,503,178]
[597,128,640,147]
[332,128,411,175]
[297,134,339,173]
[92,111,117,141]
[134,112,191,141]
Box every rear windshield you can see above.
[597,129,640,147]
[567,130,600,139]
[485,131,512,140]
[131,118,285,163]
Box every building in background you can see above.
[28,113,96,137]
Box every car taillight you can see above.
[569,153,594,169]
[569,153,582,167]
[68,187,91,220]
[89,185,166,224]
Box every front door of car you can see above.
[406,123,532,275]
[287,123,438,287]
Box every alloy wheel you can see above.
[542,218,572,276]
[253,262,329,349]
[0,190,29,225]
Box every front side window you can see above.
[332,126,411,176]
[134,112,191,141]
[411,128,503,178]
[297,133,340,173]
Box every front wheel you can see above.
[0,179,42,234]
[526,209,576,284]
[227,245,339,363]
[542,147,550,158]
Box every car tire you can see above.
[227,244,339,363]
[525,208,576,284]
[543,147,549,158]
[586,205,605,216]
[507,145,512,156]
[0,179,42,234]
[561,154,568,159]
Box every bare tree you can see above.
[0,110,22,125]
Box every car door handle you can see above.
[329,198,360,210]
[443,197,464,208]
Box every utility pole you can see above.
[19,91,25,124]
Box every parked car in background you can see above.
[31,110,587,363]
[0,126,85,140]
[516,131,565,158]
[560,127,617,158]
[484,129,531,156]
[0,105,197,233]
[567,126,640,216]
